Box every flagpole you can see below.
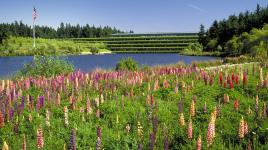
[33,6,36,48]
[33,19,35,48]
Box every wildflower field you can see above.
[0,62,268,149]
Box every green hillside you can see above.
[72,33,198,53]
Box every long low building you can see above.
[73,32,198,53]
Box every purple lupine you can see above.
[153,116,158,134]
[97,126,101,138]
[163,128,169,150]
[39,96,44,108]
[149,133,155,150]
[69,129,76,150]
[9,108,14,120]
[138,144,142,150]
[21,96,25,111]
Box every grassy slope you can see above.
[0,37,111,56]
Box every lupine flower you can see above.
[239,117,245,139]
[153,116,159,134]
[137,121,143,139]
[234,99,239,111]
[64,106,69,126]
[28,113,33,122]
[122,95,125,111]
[86,98,92,114]
[219,72,223,86]
[22,134,26,150]
[224,94,229,104]
[178,101,183,113]
[97,126,101,138]
[204,102,207,113]
[2,141,9,150]
[163,127,168,150]
[255,95,259,113]
[116,114,119,124]
[196,135,202,150]
[179,113,185,126]
[46,109,50,127]
[188,117,193,140]
[229,80,234,89]
[138,144,142,150]
[37,126,44,149]
[126,124,131,134]
[56,93,61,106]
[190,100,195,117]
[69,129,76,150]
[244,121,248,135]
[0,111,4,128]
[96,108,100,118]
[247,106,252,115]
[243,72,247,87]
[260,67,263,85]
[96,137,101,150]
[206,122,214,147]
[263,102,267,118]
[193,95,197,103]
[96,126,101,150]
[149,132,155,150]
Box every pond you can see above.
[0,53,220,78]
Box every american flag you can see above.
[33,7,37,21]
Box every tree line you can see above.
[0,21,125,40]
[198,4,268,54]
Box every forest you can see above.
[0,21,124,40]
[198,4,268,58]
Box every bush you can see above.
[16,56,74,77]
[90,45,100,54]
[115,57,138,71]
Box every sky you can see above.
[0,0,267,32]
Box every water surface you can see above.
[0,53,220,78]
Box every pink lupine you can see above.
[196,135,202,150]
[86,98,92,114]
[188,117,193,140]
[239,117,245,139]
[37,127,44,149]
[206,122,214,147]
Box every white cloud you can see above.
[188,4,206,13]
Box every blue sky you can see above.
[0,0,267,32]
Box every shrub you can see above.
[115,57,138,71]
[16,56,74,77]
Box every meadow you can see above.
[0,60,267,149]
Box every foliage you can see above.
[16,56,74,77]
[115,57,138,71]
[206,39,218,51]
[224,24,268,58]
